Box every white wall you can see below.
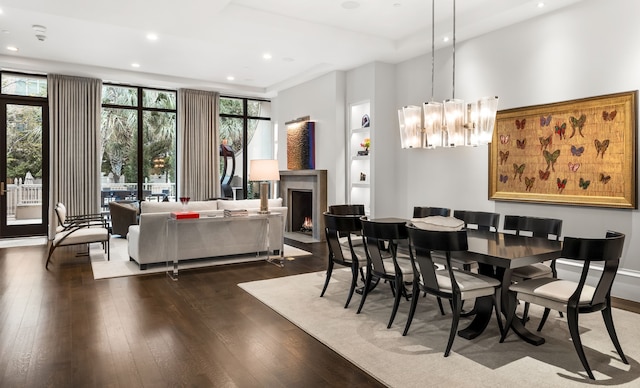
[395,0,640,301]
[273,71,346,207]
[273,0,640,301]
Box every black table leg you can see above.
[499,267,545,346]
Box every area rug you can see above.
[238,269,640,387]
[90,237,312,279]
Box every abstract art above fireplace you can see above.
[286,117,315,170]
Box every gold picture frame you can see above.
[489,91,637,209]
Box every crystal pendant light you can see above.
[400,105,423,148]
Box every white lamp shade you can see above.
[249,159,280,181]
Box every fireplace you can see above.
[279,170,327,242]
[291,190,313,234]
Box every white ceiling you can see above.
[0,0,583,97]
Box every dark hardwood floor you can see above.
[0,239,384,387]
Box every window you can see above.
[1,73,47,98]
[101,85,176,208]
[219,97,272,199]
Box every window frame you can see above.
[101,83,177,201]
[219,96,272,199]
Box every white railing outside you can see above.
[5,182,177,218]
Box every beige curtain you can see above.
[47,74,102,238]
[178,89,220,200]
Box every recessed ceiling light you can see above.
[131,63,140,68]
[226,76,235,81]
[263,53,272,60]
[147,33,158,41]
[443,36,449,43]
[7,46,18,52]
[537,2,545,8]
[341,1,360,10]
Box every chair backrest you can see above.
[55,202,67,225]
[360,218,408,276]
[413,206,450,218]
[503,215,562,240]
[453,210,500,232]
[561,231,625,308]
[406,225,468,293]
[329,204,365,216]
[323,212,363,266]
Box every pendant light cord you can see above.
[430,0,435,101]
[452,0,456,99]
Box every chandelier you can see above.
[398,0,498,149]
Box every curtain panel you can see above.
[47,74,102,238]
[178,89,220,200]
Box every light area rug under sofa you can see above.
[238,268,640,387]
[90,237,311,279]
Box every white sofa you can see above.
[127,198,287,269]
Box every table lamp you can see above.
[249,159,280,214]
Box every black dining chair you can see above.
[329,204,365,216]
[322,212,367,308]
[447,210,500,272]
[357,218,413,329]
[500,231,627,380]
[503,215,563,324]
[403,226,503,357]
[413,206,451,218]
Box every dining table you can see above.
[456,229,563,345]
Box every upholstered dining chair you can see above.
[503,215,563,324]
[413,206,450,218]
[357,218,413,329]
[403,226,503,357]
[500,231,627,380]
[322,212,367,308]
[46,202,110,269]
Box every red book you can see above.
[170,211,200,219]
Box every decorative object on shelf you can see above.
[398,0,498,149]
[286,116,315,170]
[360,172,366,182]
[489,91,636,209]
[357,137,370,156]
[249,159,281,214]
[361,114,370,128]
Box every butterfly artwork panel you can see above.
[489,91,637,209]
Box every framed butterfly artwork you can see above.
[489,91,637,209]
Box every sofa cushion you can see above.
[217,198,283,210]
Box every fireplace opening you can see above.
[291,190,313,235]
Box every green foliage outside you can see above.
[101,86,176,185]
[5,105,42,182]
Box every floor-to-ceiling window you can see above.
[0,72,48,237]
[219,97,272,199]
[101,85,176,208]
